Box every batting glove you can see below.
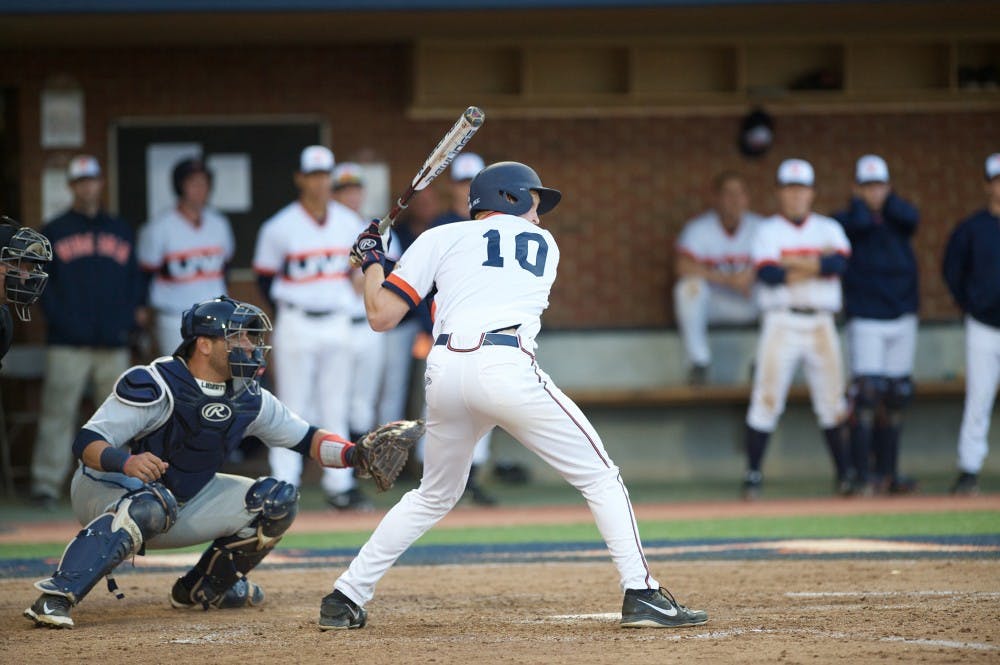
[352,221,386,273]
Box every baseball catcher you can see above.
[23,295,418,628]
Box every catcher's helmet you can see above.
[468,161,561,217]
[0,216,52,322]
[176,295,272,393]
[172,157,213,197]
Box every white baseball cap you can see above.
[67,155,102,182]
[300,145,334,174]
[332,162,363,189]
[776,158,815,187]
[985,153,1000,181]
[451,152,484,181]
[855,154,890,184]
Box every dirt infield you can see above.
[2,559,998,664]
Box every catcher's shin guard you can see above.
[172,478,298,608]
[34,483,178,604]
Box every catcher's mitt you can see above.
[354,419,424,491]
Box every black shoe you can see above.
[620,587,708,628]
[170,576,265,609]
[493,461,530,485]
[886,475,919,495]
[24,593,73,628]
[319,589,367,630]
[741,470,762,501]
[28,493,58,511]
[687,364,708,386]
[327,488,375,512]
[950,472,979,496]
[464,483,498,506]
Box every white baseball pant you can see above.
[268,307,355,496]
[673,277,757,367]
[747,311,848,432]
[348,319,387,435]
[957,316,1000,474]
[334,336,657,606]
[847,314,918,378]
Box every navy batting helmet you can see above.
[172,158,213,197]
[0,216,52,322]
[176,296,272,392]
[468,161,561,217]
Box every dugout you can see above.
[0,0,998,489]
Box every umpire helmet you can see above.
[469,161,561,217]
[0,216,52,322]
[176,296,272,393]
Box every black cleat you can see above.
[620,587,708,628]
[24,593,73,629]
[319,589,367,630]
[950,472,979,496]
[326,488,375,512]
[741,470,762,501]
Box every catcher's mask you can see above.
[176,295,272,395]
[469,161,561,218]
[0,218,53,322]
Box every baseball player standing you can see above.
[942,153,1000,495]
[428,152,496,505]
[23,296,389,628]
[319,160,707,630]
[742,159,853,499]
[253,146,370,510]
[138,158,235,355]
[834,155,920,495]
[674,172,765,384]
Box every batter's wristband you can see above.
[100,446,132,473]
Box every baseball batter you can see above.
[253,146,369,509]
[834,154,920,494]
[942,152,1000,495]
[742,159,853,499]
[674,172,764,384]
[22,297,376,628]
[319,161,707,630]
[138,158,235,355]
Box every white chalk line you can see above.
[786,590,1000,598]
[535,618,998,651]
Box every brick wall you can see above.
[3,44,998,331]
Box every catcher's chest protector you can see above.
[133,359,262,502]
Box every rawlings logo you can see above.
[358,238,378,251]
[201,403,232,422]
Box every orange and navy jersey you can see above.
[252,200,366,311]
[138,207,234,313]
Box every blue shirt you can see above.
[943,208,1000,329]
[41,209,143,347]
[834,193,919,319]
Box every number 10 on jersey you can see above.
[482,229,548,276]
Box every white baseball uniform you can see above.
[334,214,658,607]
[138,207,234,354]
[746,214,852,432]
[674,210,764,367]
[253,200,366,496]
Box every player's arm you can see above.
[353,221,430,332]
[362,263,411,332]
[942,222,970,310]
[882,193,919,235]
[72,371,171,481]
[248,389,358,467]
[833,198,875,234]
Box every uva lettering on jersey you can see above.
[158,247,227,282]
[54,231,132,265]
[282,249,352,282]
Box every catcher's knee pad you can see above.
[34,483,178,604]
[850,375,886,426]
[246,476,299,540]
